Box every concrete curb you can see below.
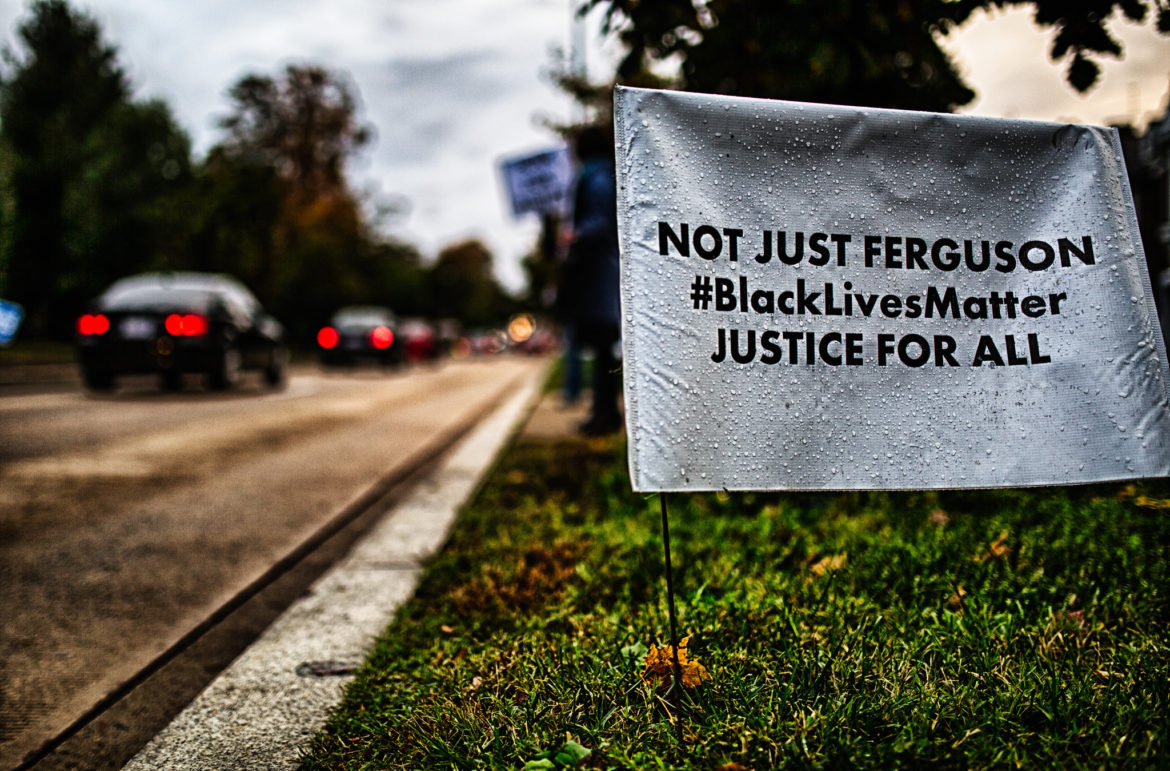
[124,364,548,770]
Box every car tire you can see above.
[210,346,242,390]
[82,367,115,391]
[160,370,183,391]
[264,347,289,388]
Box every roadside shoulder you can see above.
[123,362,548,770]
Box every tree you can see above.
[218,65,372,202]
[430,240,516,327]
[210,64,378,330]
[208,64,473,341]
[0,0,193,336]
[0,0,127,335]
[183,146,284,289]
[582,0,1170,109]
[65,99,193,289]
[0,138,15,298]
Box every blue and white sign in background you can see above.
[499,145,572,219]
[615,86,1170,492]
[0,300,23,347]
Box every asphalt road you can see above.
[0,357,544,769]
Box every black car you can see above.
[76,272,288,391]
[317,306,402,367]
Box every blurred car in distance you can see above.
[398,318,438,362]
[516,326,557,356]
[76,272,288,391]
[317,306,402,367]
[467,328,508,356]
[435,318,462,358]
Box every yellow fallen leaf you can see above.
[680,660,711,689]
[1135,496,1170,510]
[642,636,711,691]
[975,531,1011,562]
[810,553,846,576]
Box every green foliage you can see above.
[588,0,974,111]
[64,99,193,284]
[183,147,284,292]
[523,739,593,769]
[200,64,518,341]
[0,0,191,336]
[201,64,380,337]
[218,65,371,195]
[431,240,523,328]
[582,0,1170,108]
[303,432,1170,769]
[0,138,15,297]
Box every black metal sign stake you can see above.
[659,493,684,739]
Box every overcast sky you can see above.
[1,1,1167,292]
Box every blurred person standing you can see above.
[553,240,584,406]
[561,123,622,436]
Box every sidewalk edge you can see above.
[123,363,548,770]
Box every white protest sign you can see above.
[499,145,573,218]
[615,86,1170,492]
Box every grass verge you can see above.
[301,426,1170,770]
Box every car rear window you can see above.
[334,309,393,327]
[102,287,217,313]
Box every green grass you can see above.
[301,431,1170,770]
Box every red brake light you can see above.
[182,314,208,336]
[166,313,208,337]
[370,326,393,350]
[318,326,339,349]
[78,314,109,336]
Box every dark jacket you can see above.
[563,158,621,326]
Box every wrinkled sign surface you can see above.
[614,86,1170,492]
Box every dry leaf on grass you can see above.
[452,543,581,613]
[810,553,846,576]
[974,531,1011,562]
[642,636,711,690]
